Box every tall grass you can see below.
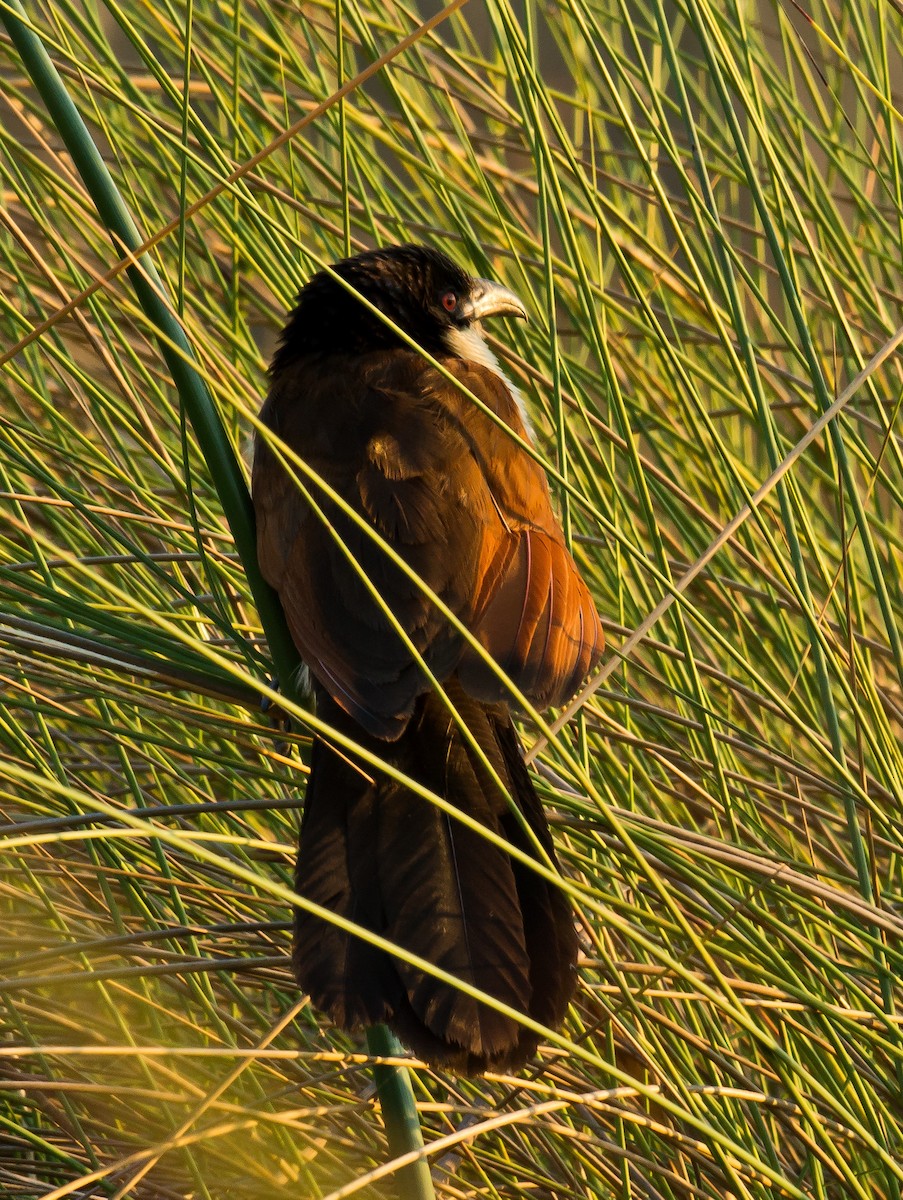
[1,0,903,1197]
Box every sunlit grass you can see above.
[2,0,903,1196]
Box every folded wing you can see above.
[253,349,603,735]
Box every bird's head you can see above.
[272,244,527,367]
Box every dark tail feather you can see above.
[292,682,577,1074]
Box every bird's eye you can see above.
[440,291,458,313]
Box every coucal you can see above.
[253,244,603,1073]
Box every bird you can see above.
[252,243,603,1074]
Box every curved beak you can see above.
[462,278,528,323]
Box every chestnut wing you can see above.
[446,362,604,708]
[253,351,602,737]
[253,352,515,738]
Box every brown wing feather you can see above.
[447,361,604,707]
[254,348,601,733]
[460,526,603,707]
[254,350,512,736]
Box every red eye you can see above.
[441,291,457,312]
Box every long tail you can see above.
[292,679,577,1074]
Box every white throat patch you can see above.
[443,323,533,440]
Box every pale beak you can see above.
[462,278,528,323]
